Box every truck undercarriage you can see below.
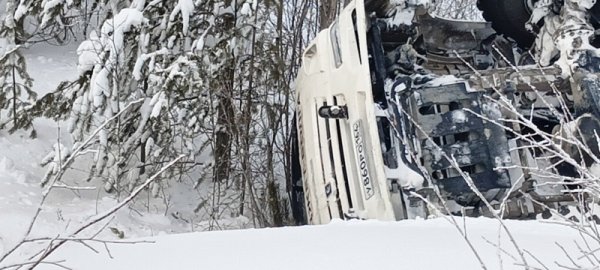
[289,0,600,225]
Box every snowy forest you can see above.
[5,0,600,269]
[0,0,324,229]
[0,0,327,266]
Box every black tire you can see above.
[288,115,307,225]
[365,0,391,16]
[477,0,536,48]
[479,0,600,49]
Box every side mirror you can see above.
[318,105,348,119]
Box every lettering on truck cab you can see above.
[353,120,374,199]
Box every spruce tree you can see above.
[0,0,36,136]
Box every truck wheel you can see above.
[479,0,600,49]
[365,0,391,16]
[288,115,307,225]
[477,0,536,48]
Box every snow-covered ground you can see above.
[33,218,600,270]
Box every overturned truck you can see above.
[289,0,600,225]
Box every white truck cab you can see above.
[289,0,600,225]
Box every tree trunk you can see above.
[11,65,17,124]
[213,0,237,184]
[214,86,234,183]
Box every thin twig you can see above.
[27,155,184,269]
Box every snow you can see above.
[382,0,431,27]
[191,26,212,53]
[131,0,147,11]
[482,102,503,119]
[422,74,464,87]
[40,143,71,185]
[452,109,467,124]
[19,218,596,270]
[385,8,416,27]
[132,47,169,80]
[13,3,27,22]
[100,8,146,60]
[169,0,195,35]
[0,37,13,58]
[150,91,166,118]
[40,0,64,27]
[76,31,101,75]
[591,162,600,178]
[241,2,252,16]
[386,162,425,189]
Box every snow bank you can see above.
[39,218,599,270]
